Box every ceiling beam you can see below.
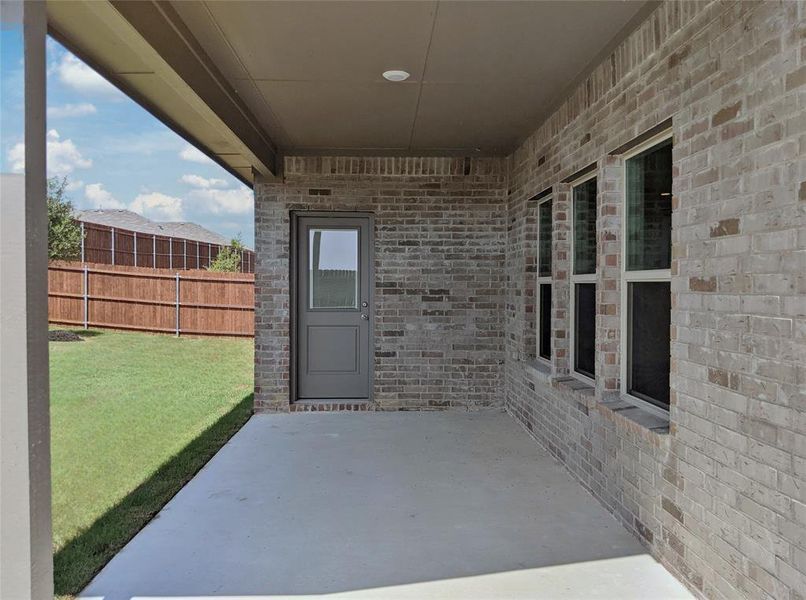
[109,0,278,178]
[47,25,253,188]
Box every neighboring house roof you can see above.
[74,209,245,248]
[74,209,153,232]
[158,222,230,247]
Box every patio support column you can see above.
[0,1,53,599]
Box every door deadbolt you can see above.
[361,301,368,308]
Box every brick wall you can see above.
[505,2,806,599]
[252,1,805,597]
[254,157,507,411]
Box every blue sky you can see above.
[1,34,254,247]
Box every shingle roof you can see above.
[74,209,239,247]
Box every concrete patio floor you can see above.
[80,410,693,600]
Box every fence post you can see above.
[208,243,212,268]
[196,241,200,269]
[175,272,180,337]
[111,227,115,265]
[152,234,157,269]
[183,239,187,270]
[80,222,85,262]
[169,237,173,270]
[82,264,89,329]
[133,232,138,267]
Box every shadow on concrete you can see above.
[54,393,253,597]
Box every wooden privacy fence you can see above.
[79,221,256,273]
[48,261,254,337]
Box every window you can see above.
[537,198,552,361]
[309,228,359,309]
[622,136,673,410]
[571,176,597,380]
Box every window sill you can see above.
[555,375,595,397]
[600,393,670,434]
[519,359,669,438]
[523,359,552,383]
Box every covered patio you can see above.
[3,1,805,599]
[80,411,691,599]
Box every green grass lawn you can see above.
[49,328,254,598]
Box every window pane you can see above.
[574,283,596,379]
[573,178,597,275]
[629,281,671,408]
[309,228,358,308]
[539,284,552,360]
[626,139,672,271]
[538,200,552,277]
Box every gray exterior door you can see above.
[296,215,371,399]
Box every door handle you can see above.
[360,313,369,320]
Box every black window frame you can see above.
[622,133,674,412]
[570,175,597,382]
[536,197,553,363]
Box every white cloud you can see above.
[103,130,180,156]
[180,174,228,188]
[66,179,85,193]
[52,52,120,98]
[179,144,214,165]
[7,142,25,172]
[130,192,184,221]
[47,130,92,176]
[84,183,125,209]
[47,103,97,119]
[188,186,252,215]
[82,184,183,221]
[7,130,92,176]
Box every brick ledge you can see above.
[519,359,670,443]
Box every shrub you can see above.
[208,237,244,272]
[48,177,83,261]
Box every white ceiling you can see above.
[170,0,653,155]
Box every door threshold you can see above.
[295,399,370,404]
[291,399,376,412]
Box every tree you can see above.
[208,236,244,272]
[48,176,83,261]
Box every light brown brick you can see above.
[712,101,742,127]
[710,218,740,238]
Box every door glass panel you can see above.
[309,228,359,309]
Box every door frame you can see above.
[289,210,375,404]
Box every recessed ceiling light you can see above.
[383,70,410,82]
